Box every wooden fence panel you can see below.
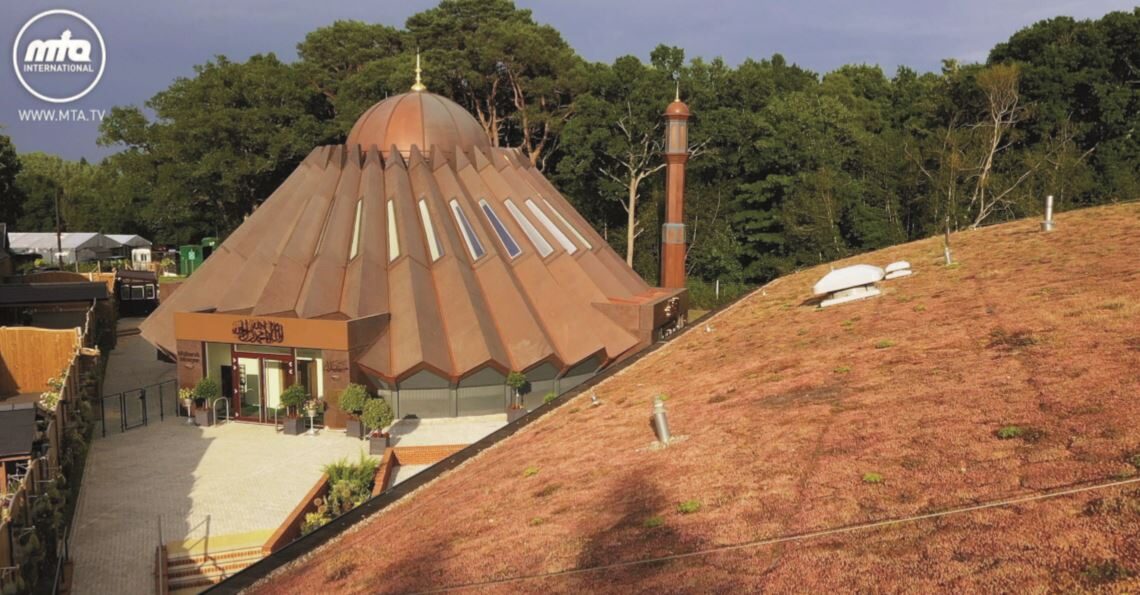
[0,327,80,395]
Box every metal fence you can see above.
[99,379,178,437]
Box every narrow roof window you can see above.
[418,199,444,261]
[505,200,553,257]
[387,200,400,262]
[542,198,591,249]
[525,199,576,254]
[349,199,363,260]
[450,199,485,260]
[479,200,521,258]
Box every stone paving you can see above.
[389,413,506,446]
[69,417,376,594]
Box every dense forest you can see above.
[1,1,1138,305]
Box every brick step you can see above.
[167,547,261,565]
[167,555,262,580]
[167,546,264,568]
[167,574,225,591]
[166,559,261,590]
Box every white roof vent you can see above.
[813,264,884,308]
[884,260,912,280]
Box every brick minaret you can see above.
[661,87,691,289]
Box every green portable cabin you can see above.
[179,244,203,276]
[201,237,219,260]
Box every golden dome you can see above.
[346,91,491,155]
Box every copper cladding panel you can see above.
[340,147,389,319]
[407,149,509,373]
[469,158,636,364]
[295,148,361,318]
[347,93,490,157]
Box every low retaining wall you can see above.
[264,444,464,555]
[261,474,329,556]
[372,448,398,497]
[391,444,466,466]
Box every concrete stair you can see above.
[164,546,264,593]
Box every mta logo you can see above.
[24,30,91,63]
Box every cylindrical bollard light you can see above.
[652,396,671,444]
[1041,194,1055,232]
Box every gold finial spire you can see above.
[411,51,427,92]
[674,80,680,102]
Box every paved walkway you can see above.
[99,317,178,435]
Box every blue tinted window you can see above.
[450,200,485,260]
[480,201,521,258]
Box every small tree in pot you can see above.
[338,384,370,439]
[279,383,308,435]
[361,397,394,455]
[193,377,221,426]
[506,371,528,422]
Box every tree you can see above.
[406,0,586,167]
[968,63,1033,227]
[0,133,22,226]
[99,54,336,242]
[556,53,677,268]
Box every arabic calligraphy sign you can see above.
[232,319,285,344]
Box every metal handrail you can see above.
[211,397,230,423]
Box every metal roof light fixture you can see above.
[884,261,912,279]
[812,264,885,308]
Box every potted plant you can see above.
[361,398,394,455]
[506,371,528,422]
[179,387,194,423]
[337,383,370,439]
[193,377,221,427]
[279,383,308,435]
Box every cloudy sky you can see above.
[1,0,1135,161]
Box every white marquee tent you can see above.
[6,232,124,265]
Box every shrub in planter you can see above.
[280,383,308,435]
[194,377,221,408]
[361,398,394,454]
[338,384,371,439]
[193,377,221,426]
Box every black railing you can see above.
[99,379,177,437]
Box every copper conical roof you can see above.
[140,91,672,383]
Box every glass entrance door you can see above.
[231,351,296,423]
[264,360,288,413]
[235,356,262,420]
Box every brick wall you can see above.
[392,444,466,466]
